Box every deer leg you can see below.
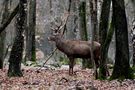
[95,59,99,68]
[71,58,75,74]
[69,57,75,75]
[93,54,100,68]
[69,58,71,75]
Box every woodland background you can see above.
[0,0,134,89]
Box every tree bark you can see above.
[98,0,111,79]
[25,0,36,62]
[8,0,26,77]
[132,22,135,67]
[0,0,10,69]
[131,0,135,67]
[111,0,133,79]
[89,0,98,79]
[66,0,77,39]
[0,4,19,34]
[89,0,98,41]
[79,1,92,69]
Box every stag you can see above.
[48,17,100,75]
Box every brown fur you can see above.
[48,34,100,75]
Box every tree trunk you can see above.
[0,4,19,33]
[103,19,114,63]
[89,0,98,41]
[131,0,135,67]
[89,0,98,79]
[79,1,92,69]
[132,21,135,67]
[25,0,36,62]
[0,0,11,69]
[98,0,111,79]
[111,0,133,79]
[66,0,77,39]
[8,0,26,77]
[79,1,88,41]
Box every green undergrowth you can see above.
[59,56,82,65]
[109,67,134,80]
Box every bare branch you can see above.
[0,4,19,34]
[51,12,69,34]
[38,48,57,70]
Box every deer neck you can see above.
[55,38,65,50]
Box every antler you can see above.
[51,12,69,34]
[51,17,63,34]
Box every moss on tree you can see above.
[98,0,111,79]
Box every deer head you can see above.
[48,20,63,42]
[48,33,62,42]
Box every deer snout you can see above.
[48,36,56,42]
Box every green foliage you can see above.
[110,67,134,80]
[59,56,82,65]
[76,58,82,65]
[23,48,36,63]
[98,19,114,79]
[82,59,93,69]
[59,56,69,65]
[131,66,135,78]
[99,66,107,80]
[31,50,36,62]
[108,64,113,69]
[131,66,135,73]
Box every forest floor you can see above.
[0,65,135,90]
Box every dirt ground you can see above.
[0,65,135,90]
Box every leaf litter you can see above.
[0,65,135,90]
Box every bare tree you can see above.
[98,0,111,79]
[0,4,19,33]
[131,0,135,67]
[89,0,98,41]
[0,0,10,69]
[111,0,133,79]
[8,0,27,77]
[89,0,99,78]
[25,0,36,62]
[79,1,91,68]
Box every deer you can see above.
[48,15,100,75]
[48,31,100,75]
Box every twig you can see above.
[58,12,70,34]
[38,48,57,70]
